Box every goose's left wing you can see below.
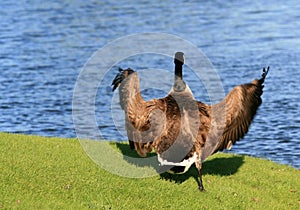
[127,98,167,157]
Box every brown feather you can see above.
[209,78,266,155]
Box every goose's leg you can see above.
[196,161,204,191]
[129,140,135,150]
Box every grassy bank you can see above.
[0,132,299,209]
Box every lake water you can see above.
[0,0,299,169]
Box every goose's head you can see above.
[174,52,184,67]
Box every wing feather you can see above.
[126,97,167,157]
[211,79,265,153]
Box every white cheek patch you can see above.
[157,152,198,174]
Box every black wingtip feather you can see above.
[111,67,135,91]
[262,66,270,78]
[259,66,270,84]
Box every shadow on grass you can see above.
[113,142,159,167]
[115,142,245,185]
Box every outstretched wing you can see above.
[112,67,167,156]
[211,67,269,153]
[127,99,166,157]
[127,98,167,157]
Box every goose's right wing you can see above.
[212,67,269,153]
[201,67,269,161]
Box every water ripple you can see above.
[0,0,299,169]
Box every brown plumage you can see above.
[112,52,269,191]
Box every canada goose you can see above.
[112,52,269,191]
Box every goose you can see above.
[112,52,269,191]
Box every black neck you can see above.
[175,63,183,79]
[173,62,186,92]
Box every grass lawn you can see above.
[0,132,299,209]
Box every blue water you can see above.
[0,0,299,169]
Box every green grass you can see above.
[0,132,299,209]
